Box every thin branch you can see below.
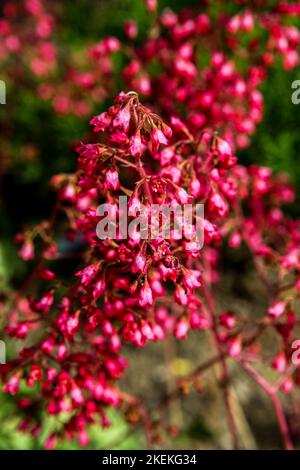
[238,360,294,450]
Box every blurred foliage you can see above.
[245,64,300,183]
[0,392,144,449]
[241,63,300,216]
[1,0,300,233]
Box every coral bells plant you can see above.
[2,0,300,182]
[2,0,300,451]
[2,90,300,450]
[119,0,300,150]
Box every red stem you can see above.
[239,360,294,450]
[136,157,153,205]
[202,282,239,449]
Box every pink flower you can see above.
[174,285,188,306]
[7,322,30,339]
[150,127,168,152]
[129,133,143,157]
[182,270,202,291]
[281,378,293,394]
[57,344,67,361]
[219,312,237,329]
[66,315,79,336]
[71,387,84,406]
[78,430,90,447]
[209,192,228,217]
[34,290,54,314]
[124,20,138,39]
[113,107,131,132]
[27,365,42,387]
[37,268,56,281]
[139,282,153,307]
[216,137,236,167]
[76,264,99,286]
[3,373,20,395]
[132,252,147,273]
[90,112,111,132]
[93,279,106,300]
[190,178,201,197]
[44,434,56,450]
[174,318,189,339]
[109,333,121,352]
[160,147,174,166]
[128,194,141,216]
[229,231,241,248]
[104,168,120,190]
[170,116,187,133]
[190,312,210,330]
[152,323,165,340]
[227,337,241,357]
[19,240,34,261]
[141,321,154,341]
[272,353,286,373]
[226,15,240,34]
[268,301,286,319]
[175,187,190,204]
[41,336,55,355]
[241,11,254,31]
[284,50,299,70]
[145,0,157,13]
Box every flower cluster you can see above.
[2,0,300,178]
[2,89,300,449]
[0,0,57,76]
